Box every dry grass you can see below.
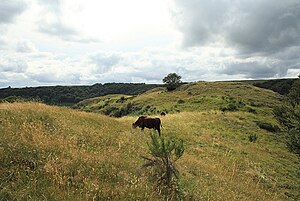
[1,101,299,200]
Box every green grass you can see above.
[74,82,283,117]
[1,101,299,200]
[1,82,299,200]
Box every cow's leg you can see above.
[157,128,161,136]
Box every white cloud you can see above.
[0,0,27,24]
[0,57,28,73]
[172,0,300,79]
[16,40,37,53]
[0,0,299,88]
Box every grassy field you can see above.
[1,82,299,200]
[73,82,283,117]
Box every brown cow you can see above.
[132,116,161,136]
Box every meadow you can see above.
[1,82,299,200]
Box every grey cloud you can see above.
[0,38,7,49]
[0,59,28,73]
[173,0,229,46]
[221,61,289,79]
[174,0,300,54]
[36,0,61,13]
[274,46,300,61]
[226,0,300,55]
[0,72,33,88]
[89,53,123,74]
[173,0,300,79]
[0,0,27,24]
[39,21,76,38]
[37,0,98,43]
[16,40,37,53]
[27,71,80,84]
[38,19,99,43]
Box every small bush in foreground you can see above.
[141,133,185,200]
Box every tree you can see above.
[162,73,182,91]
[274,75,300,155]
[288,75,300,104]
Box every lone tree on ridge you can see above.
[162,73,182,91]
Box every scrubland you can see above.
[1,82,299,200]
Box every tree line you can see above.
[0,83,161,106]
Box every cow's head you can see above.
[132,116,146,128]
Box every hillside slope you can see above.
[73,81,284,117]
[1,102,299,200]
[0,83,160,106]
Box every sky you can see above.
[0,0,300,88]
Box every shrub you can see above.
[286,129,300,155]
[246,107,257,114]
[177,99,185,104]
[141,133,185,199]
[1,96,26,103]
[220,97,245,112]
[274,103,300,155]
[249,134,258,142]
[256,121,280,133]
[116,96,126,103]
[220,103,237,112]
[103,106,120,116]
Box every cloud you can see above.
[36,0,98,43]
[220,61,286,79]
[16,40,37,53]
[172,0,229,47]
[173,0,300,54]
[38,19,99,43]
[1,0,299,88]
[83,49,213,84]
[0,38,7,49]
[0,0,27,24]
[88,53,123,74]
[38,20,76,39]
[172,0,300,79]
[0,58,28,73]
[27,71,80,84]
[225,0,300,55]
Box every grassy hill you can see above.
[1,82,299,200]
[73,81,284,117]
[0,83,161,106]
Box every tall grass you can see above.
[1,102,299,200]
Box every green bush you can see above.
[246,107,257,114]
[274,102,300,155]
[116,96,126,103]
[141,133,185,199]
[177,99,185,104]
[1,96,26,103]
[220,103,237,112]
[248,133,258,142]
[286,129,300,155]
[220,97,245,112]
[256,121,280,133]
